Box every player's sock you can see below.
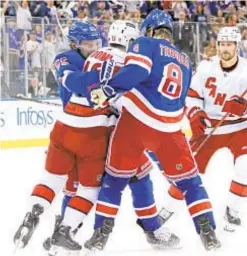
[129,174,160,231]
[164,183,185,213]
[61,194,72,217]
[175,175,215,234]
[94,172,130,229]
[30,172,67,212]
[62,185,99,230]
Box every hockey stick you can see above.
[1,81,62,107]
[193,88,247,156]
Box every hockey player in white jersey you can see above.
[160,26,247,231]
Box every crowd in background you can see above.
[0,0,247,98]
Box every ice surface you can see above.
[1,147,247,256]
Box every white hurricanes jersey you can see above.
[187,56,247,134]
[58,47,125,128]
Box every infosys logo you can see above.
[17,107,54,128]
[0,112,5,127]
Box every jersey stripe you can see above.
[125,53,152,74]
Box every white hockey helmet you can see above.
[108,20,140,51]
[217,26,241,45]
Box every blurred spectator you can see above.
[76,7,88,21]
[44,30,55,70]
[203,37,217,58]
[161,0,173,11]
[26,31,41,70]
[14,0,31,31]
[34,24,42,43]
[18,34,25,70]
[172,1,188,21]
[227,12,239,26]
[123,0,140,14]
[174,11,194,51]
[97,21,108,47]
[131,9,142,23]
[0,0,9,29]
[7,19,20,71]
[192,3,207,23]
[241,27,247,58]
[46,0,57,20]
[215,8,225,24]
[90,0,111,18]
[173,10,195,66]
[30,1,47,18]
[238,6,247,23]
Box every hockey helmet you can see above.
[108,20,140,51]
[141,9,173,36]
[217,27,241,45]
[68,21,100,46]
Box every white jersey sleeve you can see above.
[186,59,210,115]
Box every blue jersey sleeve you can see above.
[109,37,153,91]
[54,52,99,96]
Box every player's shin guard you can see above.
[175,175,220,250]
[225,155,247,230]
[94,173,130,229]
[129,175,181,250]
[129,175,160,231]
[85,173,130,252]
[175,175,215,233]
[62,185,99,231]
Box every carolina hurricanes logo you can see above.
[133,43,139,53]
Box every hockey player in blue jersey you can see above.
[85,9,221,251]
[13,21,104,250]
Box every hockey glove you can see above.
[87,82,116,109]
[222,95,247,117]
[188,107,211,138]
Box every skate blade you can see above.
[83,247,103,256]
[152,242,182,251]
[206,242,221,251]
[223,218,239,232]
[13,227,29,254]
[50,245,80,256]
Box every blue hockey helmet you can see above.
[141,9,173,36]
[68,21,100,45]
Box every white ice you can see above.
[1,147,247,256]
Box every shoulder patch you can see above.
[133,43,139,53]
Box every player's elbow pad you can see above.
[111,65,149,91]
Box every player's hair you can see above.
[69,41,77,50]
[147,25,173,43]
[109,43,126,52]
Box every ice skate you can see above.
[84,219,114,254]
[14,204,44,249]
[50,225,82,256]
[224,206,241,232]
[158,207,174,225]
[137,219,180,250]
[43,215,63,255]
[197,215,221,251]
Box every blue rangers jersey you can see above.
[108,37,192,132]
[53,49,99,107]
